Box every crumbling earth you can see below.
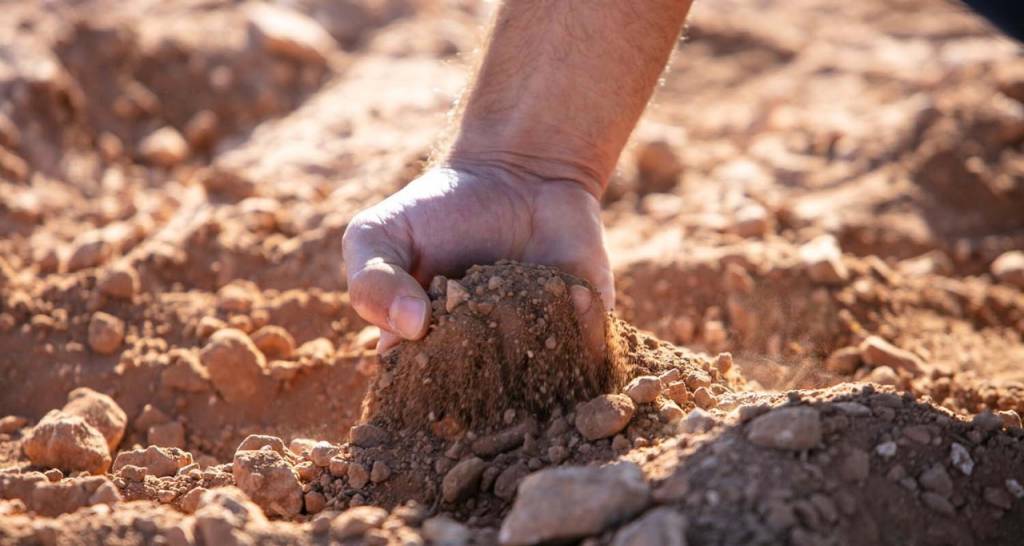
[3,0,1024,545]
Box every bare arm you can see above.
[344,1,691,346]
[449,0,692,198]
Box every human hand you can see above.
[342,163,613,352]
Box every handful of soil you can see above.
[361,261,624,433]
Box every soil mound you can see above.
[362,261,626,432]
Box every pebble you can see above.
[997,410,1022,429]
[330,506,388,540]
[113,446,193,477]
[370,461,391,483]
[1006,479,1024,499]
[247,2,336,64]
[875,441,898,458]
[422,515,470,546]
[445,280,470,312]
[232,448,303,517]
[799,235,849,285]
[499,462,651,545]
[825,346,861,375]
[918,464,953,497]
[972,410,1003,433]
[348,463,370,490]
[611,507,686,546]
[442,457,486,503]
[350,424,389,448]
[0,415,28,434]
[867,366,899,386]
[236,434,288,455]
[62,388,127,452]
[199,328,272,404]
[693,387,717,409]
[309,441,338,467]
[859,336,923,376]
[328,456,349,478]
[950,443,974,476]
[680,408,716,434]
[138,126,189,167]
[838,448,870,482]
[664,381,688,405]
[304,491,326,514]
[714,352,733,375]
[494,462,529,500]
[634,139,682,194]
[97,265,139,300]
[659,401,684,424]
[87,312,125,355]
[921,492,955,515]
[747,407,822,450]
[991,250,1024,289]
[250,325,296,359]
[624,376,662,404]
[575,394,636,441]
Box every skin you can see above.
[343,0,693,350]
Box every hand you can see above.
[342,163,613,352]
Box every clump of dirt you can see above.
[362,261,625,433]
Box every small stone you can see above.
[547,445,569,464]
[0,415,28,433]
[799,235,849,285]
[232,448,303,517]
[330,506,387,540]
[972,410,1003,433]
[611,507,686,546]
[67,238,112,272]
[921,492,955,515]
[997,410,1022,429]
[147,421,186,449]
[199,329,272,405]
[714,352,733,375]
[679,408,716,434]
[838,449,870,482]
[442,457,487,503]
[901,425,932,444]
[192,487,267,544]
[247,3,336,64]
[304,491,326,514]
[499,462,651,545]
[329,456,349,478]
[445,280,470,312]
[88,481,122,505]
[867,366,899,386]
[236,434,288,455]
[612,434,631,452]
[918,464,953,497]
[991,250,1024,289]
[659,401,684,424]
[350,424,389,448]
[161,352,210,393]
[747,407,822,451]
[62,388,127,452]
[43,469,63,482]
[370,461,391,483]
[97,265,139,300]
[112,445,193,477]
[309,441,338,467]
[732,203,771,238]
[692,387,717,409]
[88,312,125,355]
[624,376,661,404]
[950,443,974,476]
[1007,479,1024,499]
[825,346,861,375]
[664,381,688,405]
[859,336,923,376]
[348,463,370,490]
[984,487,1013,510]
[138,126,189,167]
[422,515,470,546]
[634,139,682,194]
[575,395,636,441]
[250,326,295,359]
[875,441,898,458]
[834,402,871,416]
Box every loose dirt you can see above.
[2,0,1024,545]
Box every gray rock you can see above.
[747,406,821,450]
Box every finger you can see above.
[343,215,431,340]
[557,252,616,311]
[376,330,402,355]
[570,284,608,364]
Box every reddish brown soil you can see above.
[2,0,1024,545]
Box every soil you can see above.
[2,0,1024,545]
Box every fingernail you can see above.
[570,285,594,316]
[388,296,428,339]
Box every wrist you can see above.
[445,130,608,200]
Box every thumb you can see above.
[342,217,431,341]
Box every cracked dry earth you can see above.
[2,0,1024,545]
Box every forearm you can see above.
[446,0,692,198]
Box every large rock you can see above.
[200,329,274,404]
[499,462,651,545]
[62,388,126,452]
[747,406,822,451]
[22,411,111,475]
[232,447,303,517]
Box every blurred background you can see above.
[1,0,1023,445]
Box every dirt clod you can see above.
[200,328,273,405]
[575,394,636,441]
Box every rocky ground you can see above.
[1,0,1024,544]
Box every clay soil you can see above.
[2,0,1024,545]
